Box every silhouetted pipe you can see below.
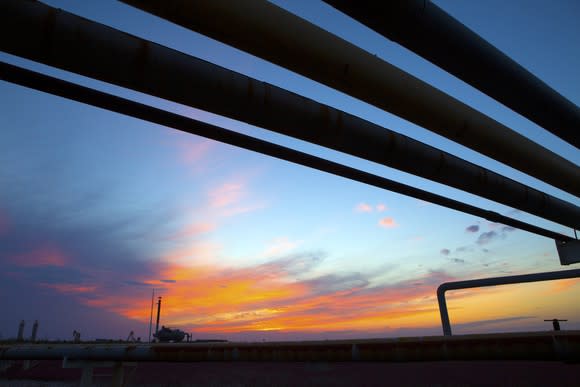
[0,61,573,243]
[437,268,580,336]
[155,297,162,336]
[119,0,580,196]
[30,320,38,342]
[17,321,25,342]
[0,0,579,229]
[323,0,580,148]
[1,333,579,362]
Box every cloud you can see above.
[8,245,68,267]
[450,258,465,264]
[355,202,373,213]
[208,182,245,209]
[465,225,479,233]
[477,231,498,245]
[376,204,387,212]
[378,217,397,228]
[476,226,516,245]
[440,248,450,256]
[160,279,177,283]
[263,237,301,257]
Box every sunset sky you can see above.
[1,0,579,342]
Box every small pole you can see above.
[148,288,155,343]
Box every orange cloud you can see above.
[378,217,397,228]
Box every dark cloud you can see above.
[303,273,370,295]
[160,279,177,283]
[502,226,516,233]
[476,231,498,245]
[440,248,450,256]
[465,225,479,233]
[451,258,465,264]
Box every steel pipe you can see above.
[324,0,580,148]
[437,268,580,336]
[120,0,580,196]
[1,0,579,229]
[1,61,573,243]
[1,332,579,362]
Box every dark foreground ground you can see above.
[1,360,579,386]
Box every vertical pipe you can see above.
[148,288,154,343]
[436,289,452,336]
[17,320,25,341]
[155,297,162,336]
[31,320,38,342]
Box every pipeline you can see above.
[323,0,580,148]
[437,268,580,336]
[1,332,579,362]
[120,0,580,196]
[0,1,578,229]
[0,61,573,243]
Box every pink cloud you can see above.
[355,202,373,213]
[376,203,387,212]
[180,140,213,165]
[10,245,68,267]
[167,222,216,240]
[378,217,397,228]
[208,182,245,209]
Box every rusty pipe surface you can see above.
[1,332,579,362]
[324,0,580,149]
[1,0,579,229]
[120,0,580,196]
[1,61,573,243]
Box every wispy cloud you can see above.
[354,202,373,213]
[440,248,450,256]
[263,237,302,257]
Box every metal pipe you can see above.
[437,268,580,336]
[30,320,38,342]
[0,61,573,243]
[16,320,25,342]
[119,0,580,197]
[1,332,579,362]
[155,297,162,337]
[323,0,580,149]
[1,1,578,228]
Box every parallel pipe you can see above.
[437,268,580,336]
[1,0,579,229]
[324,0,580,148]
[1,332,579,362]
[1,61,572,243]
[120,0,580,196]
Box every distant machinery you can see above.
[151,296,187,343]
[545,319,568,331]
[30,320,38,342]
[16,320,25,342]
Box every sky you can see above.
[0,0,579,341]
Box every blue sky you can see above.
[0,0,579,341]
